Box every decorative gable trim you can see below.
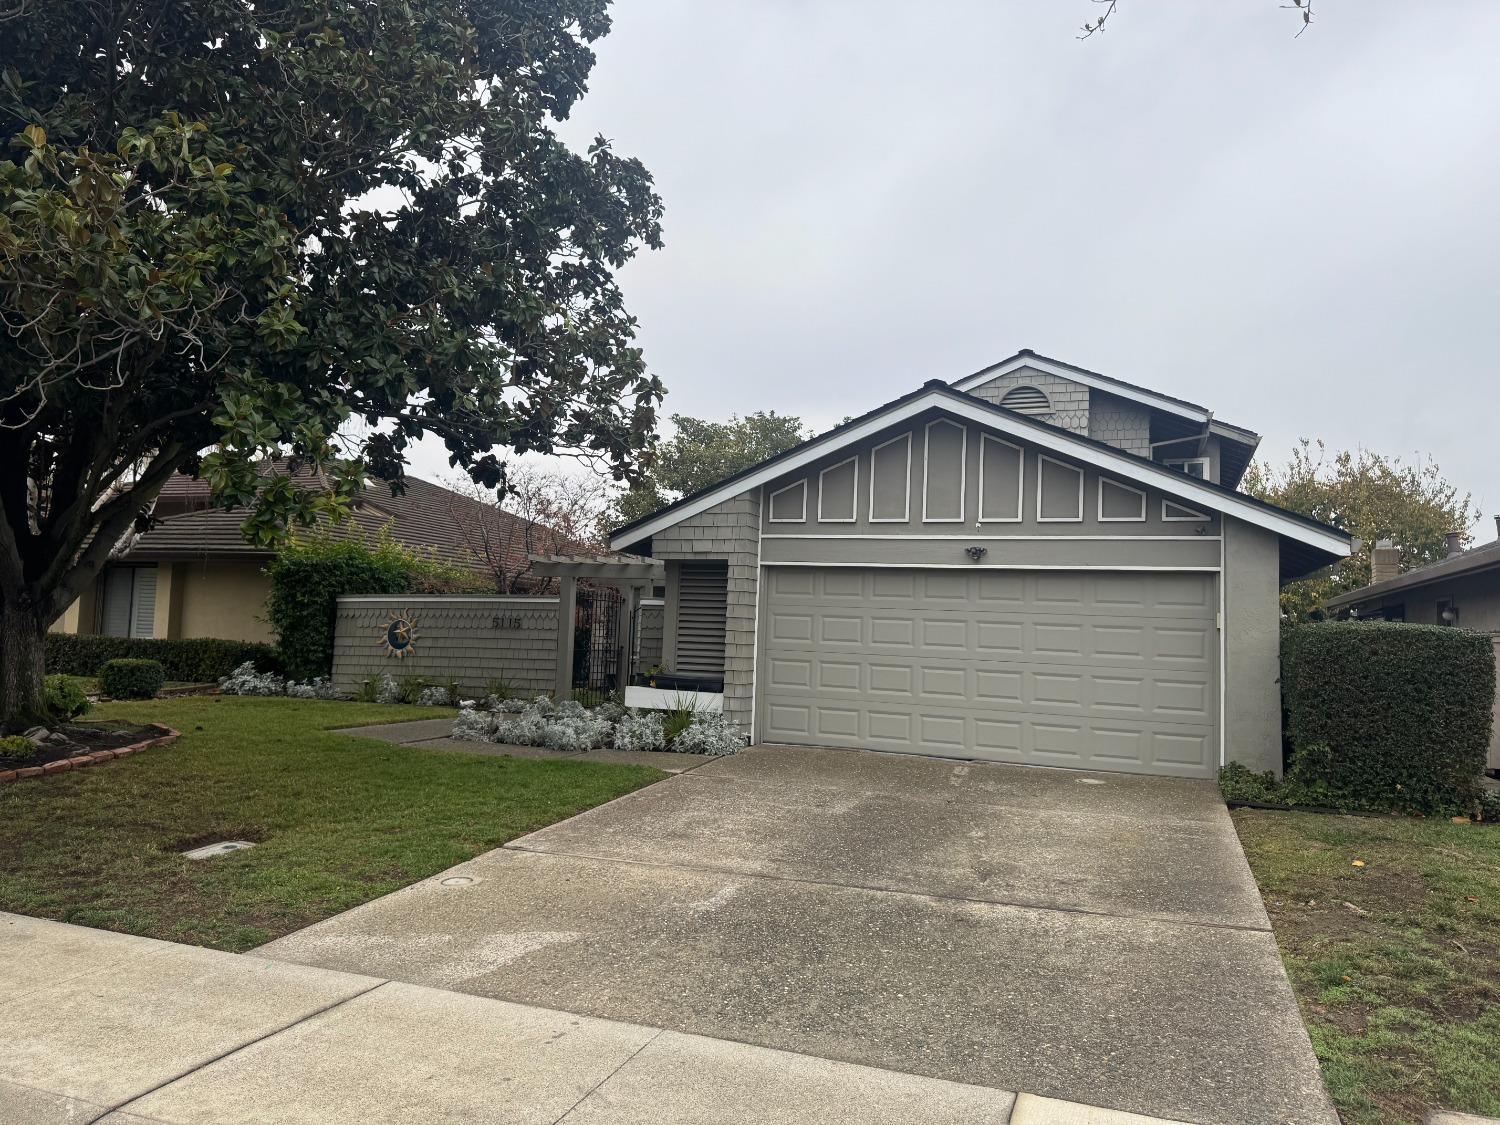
[817,457,859,523]
[1098,477,1147,523]
[952,352,1210,424]
[767,479,806,523]
[609,387,1348,558]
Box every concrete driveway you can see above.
[258,745,1335,1125]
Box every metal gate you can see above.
[573,585,624,704]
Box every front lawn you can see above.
[0,697,663,951]
[1234,808,1500,1125]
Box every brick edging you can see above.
[0,725,181,784]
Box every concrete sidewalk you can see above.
[0,912,1181,1124]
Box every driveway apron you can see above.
[256,745,1335,1125]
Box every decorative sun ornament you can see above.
[377,610,419,658]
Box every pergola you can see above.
[528,552,664,699]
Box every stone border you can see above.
[0,724,181,784]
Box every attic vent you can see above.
[998,385,1051,415]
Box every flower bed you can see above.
[0,724,180,784]
[451,695,743,757]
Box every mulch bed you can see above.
[0,722,180,783]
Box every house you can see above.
[54,471,557,644]
[1325,524,1500,771]
[609,349,1351,778]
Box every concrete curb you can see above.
[0,724,180,784]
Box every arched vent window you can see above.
[998,385,1051,415]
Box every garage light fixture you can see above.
[964,545,988,561]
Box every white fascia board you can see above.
[951,355,1210,424]
[609,390,1350,557]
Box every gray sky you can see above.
[406,1,1499,530]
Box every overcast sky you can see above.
[406,1,1499,532]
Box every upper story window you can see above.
[997,385,1051,415]
[1162,456,1211,481]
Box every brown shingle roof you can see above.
[124,469,566,582]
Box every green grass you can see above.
[1234,808,1500,1125]
[0,697,664,951]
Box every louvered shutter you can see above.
[675,562,727,676]
[130,567,158,638]
[101,568,134,637]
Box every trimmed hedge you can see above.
[46,633,280,682]
[99,658,166,700]
[1282,621,1495,813]
[266,531,487,680]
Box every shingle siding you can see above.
[331,596,559,696]
[1088,392,1152,456]
[649,491,760,734]
[967,367,1090,434]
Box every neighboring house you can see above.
[609,349,1351,779]
[1325,524,1500,771]
[54,471,560,645]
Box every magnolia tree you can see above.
[0,0,663,724]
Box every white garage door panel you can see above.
[759,567,1218,778]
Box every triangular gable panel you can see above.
[609,387,1348,558]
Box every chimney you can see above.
[1370,539,1400,585]
[1446,531,1464,558]
[1494,514,1499,541]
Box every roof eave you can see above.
[609,384,1350,558]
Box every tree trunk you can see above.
[0,595,49,731]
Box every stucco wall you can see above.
[331,595,559,696]
[173,559,276,642]
[966,366,1090,433]
[646,491,760,734]
[1222,517,1283,775]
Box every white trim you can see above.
[762,533,1220,542]
[1162,499,1211,523]
[1218,527,1227,768]
[952,353,1211,424]
[977,434,1024,523]
[1162,457,1211,480]
[760,561,1221,572]
[767,479,807,523]
[868,433,912,523]
[624,685,724,712]
[1097,477,1147,523]
[1036,455,1084,523]
[608,388,1349,556]
[816,456,859,523]
[749,503,764,744]
[922,419,967,523]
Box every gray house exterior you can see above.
[1325,527,1500,771]
[612,351,1350,779]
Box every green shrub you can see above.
[46,633,280,681]
[42,675,90,720]
[99,658,166,700]
[266,530,486,680]
[1282,621,1495,814]
[0,735,36,763]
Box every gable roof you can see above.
[125,469,566,579]
[609,381,1350,577]
[1324,537,1500,609]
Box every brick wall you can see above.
[649,490,760,734]
[967,367,1090,433]
[332,595,558,697]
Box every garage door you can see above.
[758,567,1219,778]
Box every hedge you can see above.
[99,658,166,700]
[266,531,486,680]
[46,633,281,682]
[1282,620,1495,813]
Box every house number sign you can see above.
[492,614,523,630]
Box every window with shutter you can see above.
[100,566,158,638]
[131,568,158,638]
[675,561,728,677]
